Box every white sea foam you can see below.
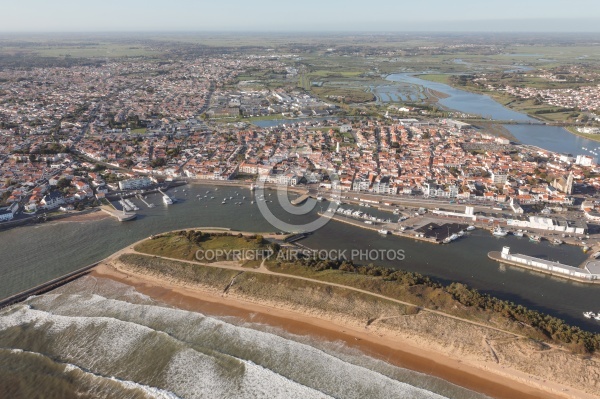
[4,347,181,399]
[0,279,480,399]
[16,292,454,399]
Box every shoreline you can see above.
[566,126,600,143]
[79,232,600,399]
[399,72,588,134]
[91,262,571,399]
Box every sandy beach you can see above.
[51,209,109,223]
[91,254,597,399]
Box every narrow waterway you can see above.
[1,183,598,332]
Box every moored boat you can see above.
[492,227,508,237]
[583,245,591,253]
[529,235,541,243]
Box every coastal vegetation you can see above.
[133,231,600,354]
[267,256,600,354]
[134,230,270,265]
[117,253,412,323]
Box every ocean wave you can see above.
[0,275,488,398]
[13,288,454,399]
[0,347,180,399]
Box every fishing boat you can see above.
[466,225,476,231]
[552,238,563,245]
[584,311,595,319]
[529,235,541,243]
[378,229,389,235]
[492,227,508,237]
[513,230,524,238]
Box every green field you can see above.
[135,230,269,263]
[418,74,452,84]
[0,42,159,58]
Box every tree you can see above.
[150,158,166,168]
[56,177,71,189]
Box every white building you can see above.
[41,192,65,209]
[505,216,586,235]
[577,127,600,134]
[490,171,508,184]
[269,173,298,186]
[431,206,476,221]
[352,179,371,192]
[119,177,153,190]
[500,247,598,281]
[340,124,352,133]
[576,155,597,167]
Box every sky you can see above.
[1,0,599,32]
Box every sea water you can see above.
[0,276,488,399]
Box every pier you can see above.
[291,193,310,206]
[0,262,99,309]
[136,194,155,208]
[488,248,600,284]
[100,205,137,222]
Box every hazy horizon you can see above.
[2,0,600,33]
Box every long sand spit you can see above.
[91,229,600,399]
